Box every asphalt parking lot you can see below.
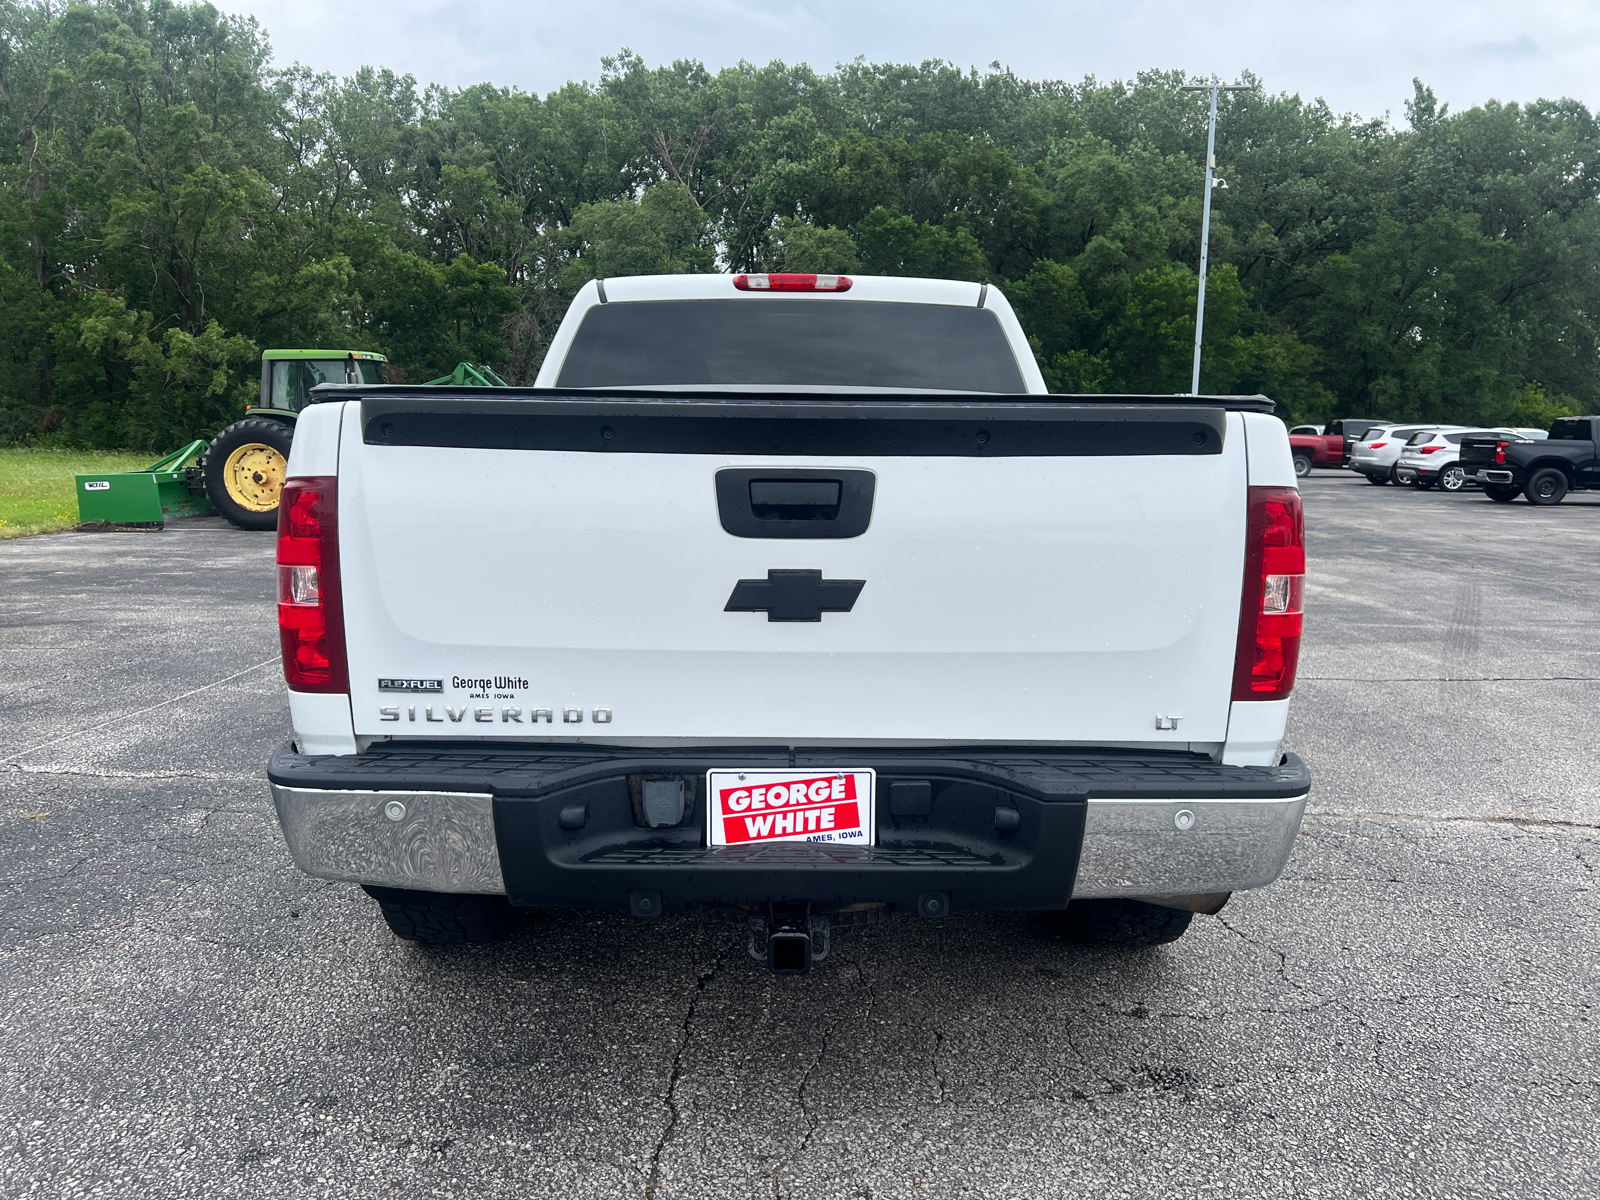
[2,471,1597,1200]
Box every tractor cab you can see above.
[255,350,389,415]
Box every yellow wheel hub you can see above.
[222,443,287,512]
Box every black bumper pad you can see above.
[267,742,1310,802]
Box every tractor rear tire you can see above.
[204,417,294,530]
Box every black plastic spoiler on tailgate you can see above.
[329,387,1272,459]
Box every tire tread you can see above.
[203,417,295,530]
[1524,467,1569,506]
[362,885,514,945]
[1051,898,1194,947]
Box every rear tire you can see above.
[1484,483,1521,503]
[1364,471,1389,485]
[1049,898,1193,947]
[1413,475,1434,489]
[1439,465,1466,492]
[203,417,294,530]
[1292,453,1313,478]
[1525,468,1568,506]
[363,886,515,945]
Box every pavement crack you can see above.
[0,858,92,888]
[1307,810,1600,832]
[931,1029,949,1105]
[856,958,878,1026]
[1213,913,1323,1003]
[770,959,875,1200]
[4,764,262,784]
[645,944,729,1200]
[1059,1016,1123,1100]
[1,658,277,765]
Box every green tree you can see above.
[1506,382,1574,429]
[1308,214,1522,422]
[855,207,986,278]
[765,217,858,272]
[561,181,715,283]
[5,7,1600,444]
[363,251,518,380]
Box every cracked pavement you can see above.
[2,475,1598,1199]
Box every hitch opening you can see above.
[746,902,831,974]
[768,930,811,974]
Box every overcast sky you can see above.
[219,0,1600,123]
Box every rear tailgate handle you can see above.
[716,469,875,538]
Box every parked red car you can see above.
[1288,418,1391,477]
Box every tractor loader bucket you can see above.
[421,363,509,387]
[75,440,215,529]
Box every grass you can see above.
[0,449,157,539]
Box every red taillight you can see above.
[1232,486,1304,702]
[1494,441,1509,464]
[733,273,852,292]
[1419,445,1443,455]
[276,477,347,693]
[1368,441,1388,449]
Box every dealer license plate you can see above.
[706,769,876,847]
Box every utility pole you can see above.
[1179,80,1249,395]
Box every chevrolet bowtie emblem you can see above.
[724,569,866,622]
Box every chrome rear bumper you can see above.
[269,782,1308,907]
[272,786,506,895]
[1070,796,1307,898]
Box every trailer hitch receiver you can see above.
[746,903,831,974]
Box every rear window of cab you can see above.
[1549,419,1592,440]
[555,299,1027,393]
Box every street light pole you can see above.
[1179,81,1249,395]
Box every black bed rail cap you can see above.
[358,395,1253,458]
[319,382,1275,414]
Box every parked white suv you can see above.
[1349,425,1457,484]
[1397,427,1548,490]
[265,272,1311,971]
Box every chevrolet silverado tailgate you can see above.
[334,393,1251,747]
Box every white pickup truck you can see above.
[267,272,1310,972]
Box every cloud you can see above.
[218,0,1600,120]
[1472,34,1540,59]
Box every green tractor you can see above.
[208,352,507,529]
[76,350,508,531]
[204,349,391,530]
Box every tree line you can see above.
[3,0,1598,449]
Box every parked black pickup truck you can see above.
[1461,417,1600,504]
